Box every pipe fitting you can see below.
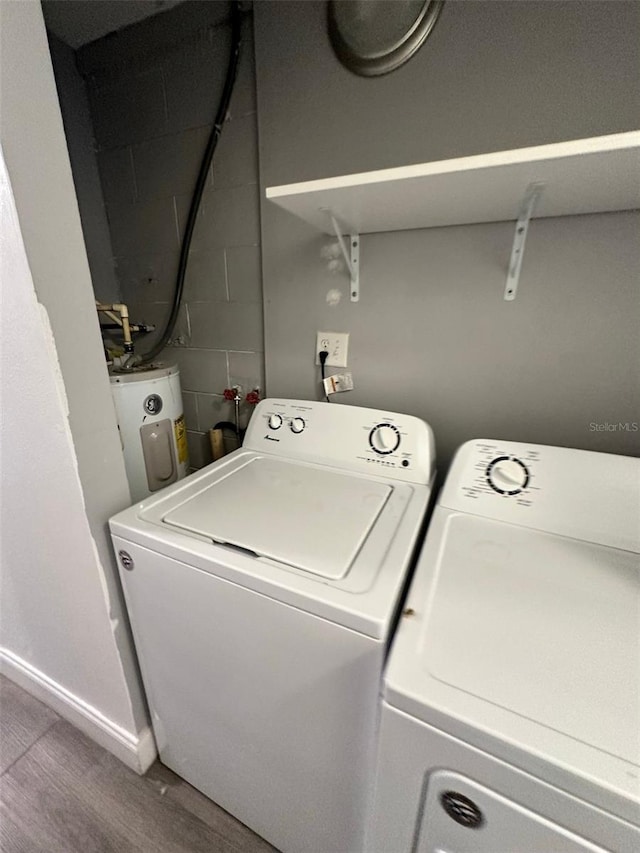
[96,302,134,353]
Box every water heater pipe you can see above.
[96,302,134,354]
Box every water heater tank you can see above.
[110,364,189,503]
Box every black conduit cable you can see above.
[138,2,244,365]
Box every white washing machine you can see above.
[109,398,435,853]
[371,439,640,853]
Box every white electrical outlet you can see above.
[316,332,349,367]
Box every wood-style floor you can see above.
[0,675,277,852]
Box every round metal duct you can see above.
[328,0,445,77]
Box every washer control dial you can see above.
[290,417,306,434]
[486,456,530,495]
[268,413,283,430]
[369,423,401,455]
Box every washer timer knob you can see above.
[369,423,401,455]
[486,456,530,495]
[290,417,305,434]
[268,413,283,430]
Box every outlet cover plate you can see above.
[316,331,349,367]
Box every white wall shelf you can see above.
[266,131,640,236]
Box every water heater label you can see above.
[174,415,188,464]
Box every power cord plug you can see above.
[318,350,330,402]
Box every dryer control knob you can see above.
[268,413,283,430]
[290,417,306,434]
[486,456,529,495]
[369,423,400,455]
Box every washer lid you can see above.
[162,456,392,579]
[388,512,640,771]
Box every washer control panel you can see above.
[267,412,306,434]
[244,398,435,484]
[290,416,306,434]
[369,423,401,455]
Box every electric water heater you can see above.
[110,364,189,502]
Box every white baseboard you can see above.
[0,647,156,774]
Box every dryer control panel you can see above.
[244,398,435,485]
[453,441,541,507]
[439,439,639,552]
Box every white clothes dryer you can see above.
[110,398,435,853]
[371,440,640,853]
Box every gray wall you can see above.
[254,0,640,465]
[48,33,120,303]
[77,1,263,469]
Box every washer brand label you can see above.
[174,415,188,463]
[118,550,134,571]
[264,434,280,441]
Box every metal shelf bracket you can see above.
[327,212,360,302]
[504,182,545,301]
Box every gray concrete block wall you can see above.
[82,5,263,468]
[47,34,121,303]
